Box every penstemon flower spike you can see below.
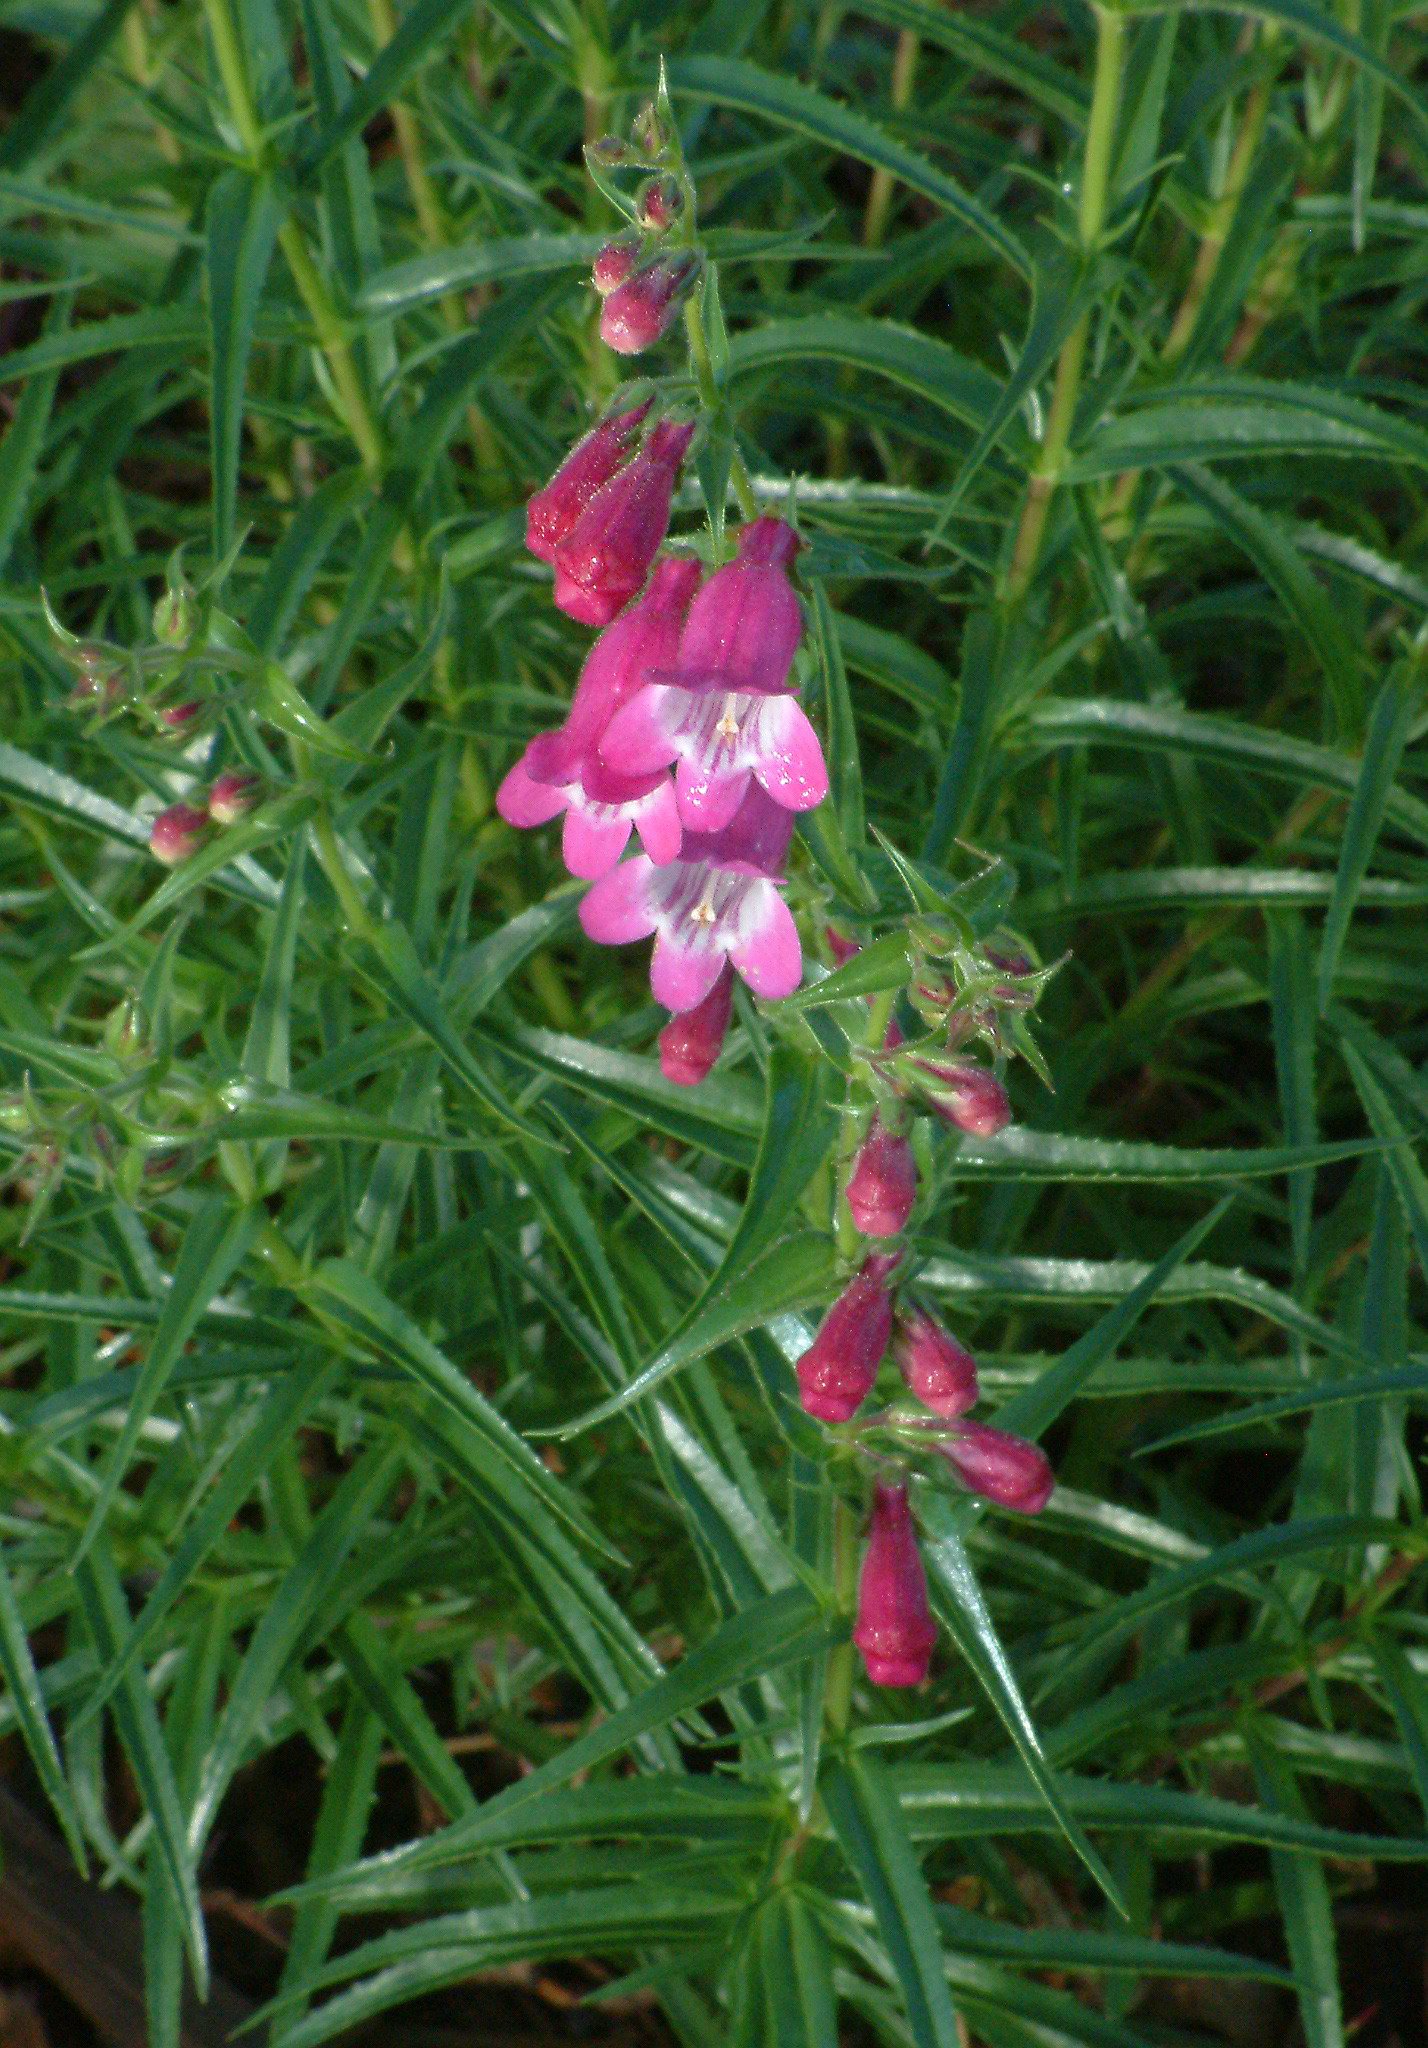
[496,77,1058,1697]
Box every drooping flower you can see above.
[526,402,651,565]
[853,1481,937,1688]
[496,754,681,880]
[579,785,801,1011]
[553,420,696,626]
[894,1308,978,1419]
[673,517,804,690]
[599,252,699,354]
[845,1118,918,1238]
[796,1252,899,1423]
[915,1059,1012,1138]
[497,558,700,877]
[940,1422,1053,1514]
[149,802,209,866]
[600,518,826,830]
[600,671,827,832]
[658,967,733,1086]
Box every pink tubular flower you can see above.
[941,1423,1053,1514]
[600,519,826,831]
[149,802,209,866]
[658,967,733,1086]
[894,1309,978,1419]
[666,516,805,691]
[526,402,651,565]
[853,1482,937,1688]
[796,1252,900,1423]
[497,559,700,878]
[599,253,698,354]
[845,1119,917,1238]
[916,1060,1012,1138]
[553,420,695,627]
[579,785,801,1011]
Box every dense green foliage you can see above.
[2,0,1427,2043]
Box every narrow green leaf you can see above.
[76,1200,260,1562]
[206,169,282,560]
[823,1749,962,2048]
[1316,671,1421,1012]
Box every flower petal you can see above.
[497,755,569,829]
[650,933,726,1013]
[674,755,750,832]
[600,684,680,776]
[729,880,802,1000]
[579,857,658,945]
[634,779,682,865]
[562,807,632,879]
[752,696,829,812]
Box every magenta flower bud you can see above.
[149,802,209,866]
[845,1118,917,1238]
[941,1423,1053,1515]
[853,1482,937,1688]
[208,770,262,825]
[658,968,734,1087]
[592,235,640,296]
[599,253,699,355]
[553,419,695,627]
[159,701,203,734]
[795,1253,900,1424]
[894,1308,978,1419]
[525,402,652,565]
[916,1060,1012,1138]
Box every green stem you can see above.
[684,286,759,524]
[1002,4,1124,606]
[822,1491,859,1737]
[203,0,388,485]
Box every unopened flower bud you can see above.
[159,701,204,735]
[526,402,652,564]
[103,997,147,1067]
[845,1118,917,1238]
[207,770,262,825]
[658,969,733,1086]
[941,1422,1053,1515]
[915,1060,1011,1138]
[593,235,641,297]
[149,802,209,866]
[638,175,683,231]
[152,582,195,646]
[796,1253,899,1423]
[894,1309,978,1418]
[632,101,671,158]
[599,253,699,356]
[553,418,695,625]
[853,1482,937,1688]
[587,134,631,165]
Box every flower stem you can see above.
[203,0,389,486]
[1002,4,1124,607]
[822,1491,858,1735]
[684,286,759,525]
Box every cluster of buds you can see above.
[149,771,262,865]
[500,97,830,1086]
[798,1268,1054,1689]
[0,1003,205,1220]
[586,86,700,355]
